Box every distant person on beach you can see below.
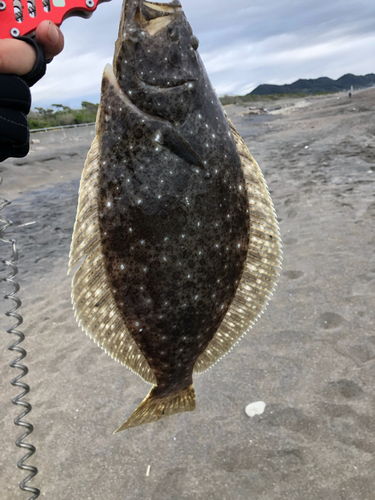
[0,21,64,162]
[349,92,352,98]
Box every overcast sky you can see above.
[31,0,375,108]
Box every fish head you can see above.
[113,0,202,124]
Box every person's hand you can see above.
[0,21,64,162]
[0,20,64,76]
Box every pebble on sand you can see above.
[245,401,266,417]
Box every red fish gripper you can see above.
[0,0,108,39]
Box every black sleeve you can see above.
[0,37,47,163]
[0,74,31,162]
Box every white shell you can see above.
[245,401,266,418]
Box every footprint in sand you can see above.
[283,237,298,245]
[284,270,304,280]
[335,336,375,366]
[322,379,364,399]
[316,312,344,330]
[366,201,375,217]
[348,339,375,365]
[356,273,374,284]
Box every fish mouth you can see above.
[136,62,198,89]
[150,79,197,90]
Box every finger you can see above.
[0,38,36,75]
[35,21,64,61]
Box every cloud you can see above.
[202,30,375,95]
[32,52,110,105]
[31,0,121,107]
[30,0,375,106]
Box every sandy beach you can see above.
[1,88,374,499]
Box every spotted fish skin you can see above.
[69,0,282,432]
[98,68,249,391]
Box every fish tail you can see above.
[114,384,196,433]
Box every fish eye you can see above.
[167,25,179,41]
[190,35,199,51]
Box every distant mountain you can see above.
[249,74,375,95]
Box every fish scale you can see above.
[69,0,282,432]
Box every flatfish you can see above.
[69,0,282,432]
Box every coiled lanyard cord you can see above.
[0,176,40,499]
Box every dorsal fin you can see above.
[69,135,156,385]
[194,112,282,373]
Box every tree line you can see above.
[29,93,315,129]
[28,101,99,129]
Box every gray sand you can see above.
[1,89,374,499]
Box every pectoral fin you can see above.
[158,126,204,167]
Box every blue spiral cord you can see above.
[0,177,40,499]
